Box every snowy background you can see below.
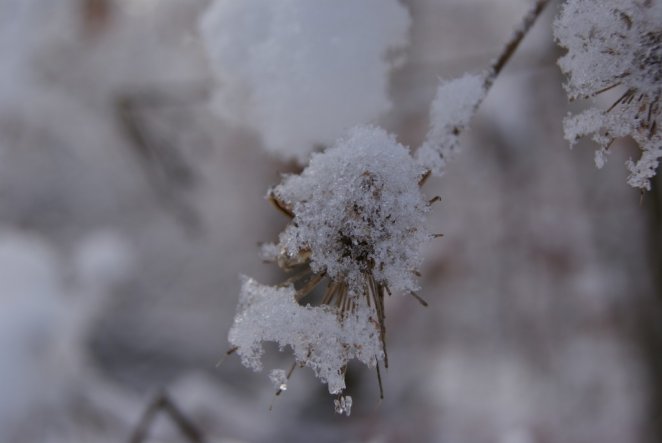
[0,0,659,442]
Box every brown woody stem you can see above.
[482,0,551,95]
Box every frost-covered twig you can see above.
[417,0,551,176]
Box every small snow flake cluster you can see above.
[199,0,410,162]
[555,0,662,190]
[228,126,431,406]
[416,74,486,176]
[268,369,288,391]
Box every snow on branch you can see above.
[416,74,486,176]
[417,0,550,177]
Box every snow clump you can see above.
[199,0,411,162]
[555,0,662,190]
[416,74,486,176]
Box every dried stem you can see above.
[482,0,551,95]
[116,93,202,234]
[420,0,551,178]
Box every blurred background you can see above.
[0,0,660,442]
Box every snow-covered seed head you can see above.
[230,126,434,401]
[554,0,662,190]
[555,0,662,101]
[271,126,430,295]
[633,30,662,89]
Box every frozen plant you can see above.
[228,126,433,401]
[224,0,553,412]
[555,0,662,190]
[229,277,384,396]
[199,0,410,162]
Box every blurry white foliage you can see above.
[555,0,662,190]
[229,277,383,395]
[0,232,64,429]
[199,0,410,162]
[74,230,133,290]
[0,229,135,433]
[272,126,429,294]
[416,74,486,176]
[0,0,73,107]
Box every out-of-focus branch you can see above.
[481,0,552,101]
[128,390,206,443]
[115,85,210,234]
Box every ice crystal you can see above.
[269,369,288,391]
[334,395,353,416]
[272,126,430,294]
[199,0,410,162]
[555,0,662,189]
[416,74,486,176]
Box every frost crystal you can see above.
[269,369,288,391]
[416,74,486,176]
[334,395,353,416]
[272,126,430,294]
[229,277,383,395]
[199,0,410,162]
[555,0,662,190]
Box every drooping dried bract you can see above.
[555,0,662,189]
[229,277,383,395]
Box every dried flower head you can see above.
[228,126,433,405]
[555,0,662,189]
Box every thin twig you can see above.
[482,0,552,95]
[420,0,551,178]
[116,91,203,234]
[375,361,384,400]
